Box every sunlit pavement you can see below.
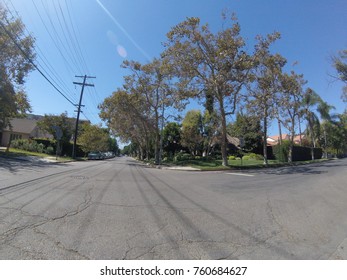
[0,156,346,259]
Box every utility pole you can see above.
[72,75,95,159]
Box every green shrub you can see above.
[242,155,251,160]
[273,140,290,162]
[245,153,263,160]
[37,143,45,153]
[11,139,45,153]
[46,146,55,155]
[174,152,193,161]
[228,155,236,160]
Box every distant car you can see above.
[88,152,104,160]
[102,151,116,159]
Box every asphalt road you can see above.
[0,156,346,259]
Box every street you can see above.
[0,156,346,259]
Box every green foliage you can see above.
[272,140,290,162]
[332,49,347,102]
[228,155,236,160]
[174,152,194,162]
[11,139,45,153]
[244,153,264,160]
[181,110,204,155]
[163,13,257,166]
[227,113,263,153]
[272,140,323,162]
[37,113,74,143]
[0,5,35,130]
[78,123,111,153]
[45,146,54,155]
[162,122,182,157]
[321,114,347,157]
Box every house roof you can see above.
[267,134,289,141]
[226,134,241,146]
[267,134,306,146]
[4,118,39,134]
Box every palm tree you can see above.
[317,101,336,158]
[302,89,335,159]
[301,88,321,159]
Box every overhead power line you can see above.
[0,19,76,107]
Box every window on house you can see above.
[10,134,22,141]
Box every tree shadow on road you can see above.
[0,156,61,174]
[247,159,346,176]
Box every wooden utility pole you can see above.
[72,75,95,159]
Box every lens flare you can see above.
[96,0,151,61]
[117,45,127,58]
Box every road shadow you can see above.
[246,159,346,176]
[0,155,61,174]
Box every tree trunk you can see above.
[219,100,228,167]
[154,111,160,165]
[278,118,283,145]
[323,127,328,159]
[310,133,315,161]
[263,110,268,166]
[288,129,295,163]
[309,118,315,160]
[298,115,303,146]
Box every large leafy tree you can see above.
[78,123,111,153]
[121,58,176,164]
[321,113,347,157]
[301,89,336,159]
[99,89,154,160]
[37,112,74,155]
[301,88,322,159]
[162,122,182,158]
[332,49,347,103]
[245,32,286,164]
[227,113,262,154]
[0,4,35,130]
[278,71,306,162]
[181,110,204,155]
[162,14,254,166]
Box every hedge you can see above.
[270,143,322,162]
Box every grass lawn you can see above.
[169,158,329,171]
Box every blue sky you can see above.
[6,0,347,136]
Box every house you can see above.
[266,134,289,146]
[0,118,52,147]
[267,134,306,146]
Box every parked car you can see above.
[87,151,105,160]
[102,151,116,159]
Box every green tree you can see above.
[37,112,74,155]
[181,110,204,156]
[332,49,347,103]
[201,110,219,157]
[301,88,322,159]
[278,71,306,162]
[162,122,182,158]
[163,14,254,166]
[245,32,285,164]
[227,113,262,153]
[0,4,35,131]
[121,58,176,164]
[316,100,336,158]
[99,89,154,160]
[78,123,110,153]
[107,136,119,155]
[321,113,347,157]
